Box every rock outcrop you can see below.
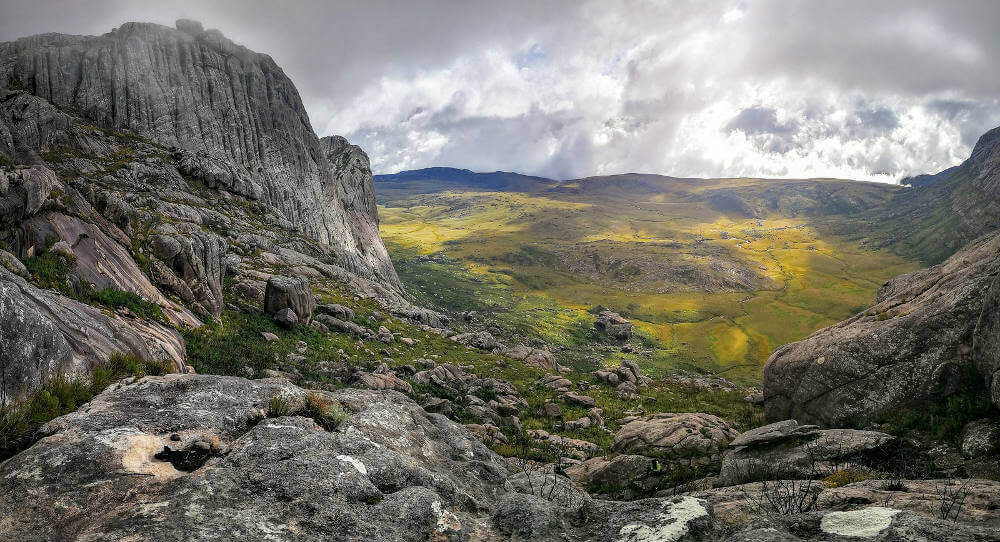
[0,266,185,405]
[0,373,729,541]
[614,412,739,461]
[763,230,1000,426]
[264,275,316,326]
[718,420,918,486]
[0,20,398,289]
[594,310,633,339]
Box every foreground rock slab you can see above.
[0,374,732,541]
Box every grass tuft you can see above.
[0,352,173,461]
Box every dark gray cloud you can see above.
[726,108,797,135]
[1,0,999,181]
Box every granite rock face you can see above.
[0,266,185,405]
[0,20,398,289]
[0,373,729,541]
[763,230,1000,426]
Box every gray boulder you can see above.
[317,303,355,321]
[719,420,916,486]
[273,307,298,329]
[314,314,375,340]
[594,310,633,339]
[506,344,560,372]
[963,419,1000,458]
[614,412,739,462]
[264,275,315,325]
[451,330,503,351]
[565,454,668,500]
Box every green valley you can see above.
[377,171,919,384]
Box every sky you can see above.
[2,1,999,182]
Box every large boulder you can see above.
[505,344,560,372]
[450,330,503,351]
[594,310,633,339]
[0,373,725,541]
[718,420,918,486]
[763,230,1000,426]
[264,275,315,325]
[566,454,669,500]
[614,412,739,462]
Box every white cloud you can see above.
[3,0,997,182]
[313,1,1000,182]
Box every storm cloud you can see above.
[2,0,998,182]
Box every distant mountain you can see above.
[899,165,958,188]
[864,125,1000,264]
[375,167,557,192]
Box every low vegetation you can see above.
[378,182,918,384]
[0,352,173,461]
[22,249,168,324]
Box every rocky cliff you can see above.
[763,125,1000,426]
[0,20,407,405]
[0,19,398,288]
[864,125,1000,264]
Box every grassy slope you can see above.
[378,177,918,385]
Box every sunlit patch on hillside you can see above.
[378,177,918,385]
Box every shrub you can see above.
[23,251,75,293]
[0,352,173,461]
[88,288,168,324]
[822,469,872,488]
[267,392,348,431]
[303,392,348,431]
[884,378,997,444]
[268,394,299,417]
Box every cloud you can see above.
[1,0,999,182]
[725,108,797,135]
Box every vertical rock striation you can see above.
[0,19,399,289]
